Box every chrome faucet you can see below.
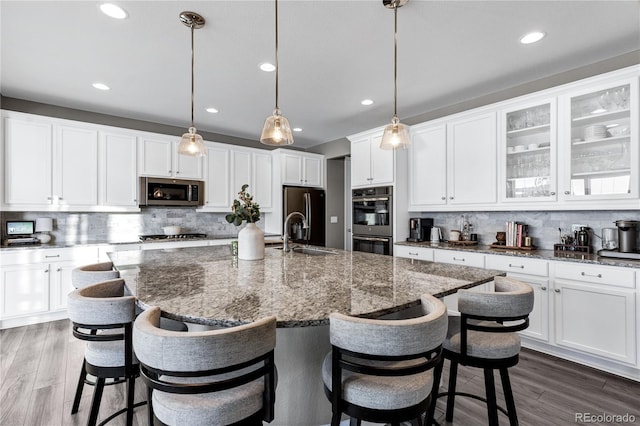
[283,211,308,252]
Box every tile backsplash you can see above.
[416,210,640,250]
[1,208,267,244]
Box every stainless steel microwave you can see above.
[139,177,204,207]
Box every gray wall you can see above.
[325,158,345,249]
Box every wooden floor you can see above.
[1,319,639,426]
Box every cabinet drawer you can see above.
[554,262,635,288]
[434,250,484,268]
[485,255,548,277]
[1,247,98,266]
[394,245,434,261]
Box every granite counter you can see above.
[108,245,504,328]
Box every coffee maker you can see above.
[598,220,640,260]
[408,218,433,242]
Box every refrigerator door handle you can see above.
[304,192,311,241]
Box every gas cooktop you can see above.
[139,233,208,242]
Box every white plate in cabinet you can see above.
[434,250,485,268]
[394,245,434,261]
[554,262,635,288]
[485,255,548,277]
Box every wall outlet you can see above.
[330,216,339,224]
[571,224,589,234]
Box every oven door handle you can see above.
[353,197,390,202]
[353,236,390,242]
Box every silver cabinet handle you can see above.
[56,268,61,272]
[408,251,418,256]
[554,289,561,293]
[58,197,63,200]
[176,171,180,174]
[541,286,547,291]
[550,192,556,195]
[45,255,60,258]
[44,269,49,273]
[452,257,465,262]
[581,272,602,278]
[168,170,172,174]
[47,196,52,200]
[441,197,446,200]
[449,196,454,200]
[564,191,570,195]
[508,263,525,269]
[133,199,137,202]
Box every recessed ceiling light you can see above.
[361,99,374,106]
[206,107,219,114]
[293,128,302,132]
[519,31,545,45]
[259,62,276,72]
[92,82,110,91]
[100,3,128,19]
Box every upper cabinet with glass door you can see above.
[500,98,557,202]
[560,76,638,201]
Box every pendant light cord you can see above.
[393,4,398,118]
[275,0,279,111]
[190,22,195,128]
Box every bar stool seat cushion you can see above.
[443,315,521,360]
[152,372,265,425]
[322,352,435,410]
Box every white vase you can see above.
[238,223,265,260]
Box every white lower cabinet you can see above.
[434,249,485,268]
[0,247,99,328]
[393,245,434,261]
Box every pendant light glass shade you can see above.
[261,108,294,146]
[178,11,206,157]
[260,0,294,146]
[380,115,410,150]
[178,126,206,156]
[380,0,410,151]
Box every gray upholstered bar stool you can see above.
[438,276,534,426]
[72,262,120,289]
[322,293,448,426]
[67,278,144,426]
[133,306,277,426]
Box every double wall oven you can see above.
[352,186,393,256]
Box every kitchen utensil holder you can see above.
[553,244,591,254]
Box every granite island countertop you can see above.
[108,245,505,328]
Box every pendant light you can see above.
[177,11,207,157]
[260,0,294,146]
[379,0,410,150]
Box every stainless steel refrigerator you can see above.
[283,186,326,247]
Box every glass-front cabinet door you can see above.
[500,98,557,202]
[560,78,638,200]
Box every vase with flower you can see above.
[225,184,264,260]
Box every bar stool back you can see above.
[72,262,119,289]
[322,293,448,426]
[67,278,141,426]
[133,307,277,426]
[440,276,534,426]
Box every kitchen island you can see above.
[108,245,504,425]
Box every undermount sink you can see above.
[275,246,338,256]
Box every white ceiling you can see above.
[1,1,639,149]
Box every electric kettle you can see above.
[430,227,442,243]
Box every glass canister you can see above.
[601,228,618,250]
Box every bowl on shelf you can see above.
[163,226,182,236]
[527,143,539,150]
[514,145,525,152]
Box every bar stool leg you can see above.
[71,360,87,414]
[500,367,518,426]
[126,376,135,426]
[147,386,154,426]
[445,360,459,422]
[484,369,499,426]
[88,377,106,426]
[426,358,444,426]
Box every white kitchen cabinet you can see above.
[4,116,99,209]
[203,142,231,209]
[99,131,138,208]
[394,245,434,261]
[280,150,324,187]
[554,277,636,365]
[201,144,273,212]
[434,249,485,268]
[409,122,447,207]
[498,97,558,203]
[447,111,497,205]
[558,75,639,202]
[349,130,394,187]
[138,135,203,179]
[0,246,99,328]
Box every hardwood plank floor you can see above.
[1,319,638,426]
